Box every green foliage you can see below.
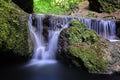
[69,20,98,45]
[101,1,116,13]
[68,44,107,71]
[68,20,107,72]
[0,0,29,56]
[34,0,85,14]
[85,12,97,18]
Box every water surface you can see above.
[0,60,120,80]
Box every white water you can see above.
[28,14,69,65]
[28,14,119,65]
[81,19,119,41]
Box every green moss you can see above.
[68,20,107,72]
[99,0,118,13]
[89,0,120,13]
[69,20,98,45]
[0,0,29,56]
[101,1,116,13]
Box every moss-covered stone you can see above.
[58,19,120,73]
[68,20,107,72]
[88,0,120,13]
[69,20,99,45]
[0,0,30,56]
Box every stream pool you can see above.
[0,59,120,80]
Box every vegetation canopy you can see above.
[34,0,85,14]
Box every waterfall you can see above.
[28,14,69,65]
[28,14,119,65]
[81,19,119,42]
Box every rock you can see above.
[88,0,120,13]
[58,20,120,73]
[99,37,120,73]
[32,14,52,42]
[68,20,107,72]
[57,28,69,59]
[12,0,33,13]
[0,0,30,56]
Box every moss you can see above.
[0,0,29,56]
[100,1,116,13]
[69,20,99,45]
[89,0,120,13]
[68,20,107,72]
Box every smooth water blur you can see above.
[28,14,69,61]
[79,18,120,41]
[28,14,120,64]
[0,61,120,80]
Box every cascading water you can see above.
[81,18,119,42]
[28,14,69,65]
[28,14,119,65]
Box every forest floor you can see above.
[71,1,120,20]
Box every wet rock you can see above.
[58,28,69,55]
[99,37,120,73]
[58,20,120,73]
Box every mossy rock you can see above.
[88,0,120,13]
[0,0,30,56]
[58,20,120,73]
[68,20,107,72]
[69,20,99,45]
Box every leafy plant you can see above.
[34,0,85,14]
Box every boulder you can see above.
[58,20,120,73]
[88,0,120,13]
[100,37,120,73]
[0,0,30,56]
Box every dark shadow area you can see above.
[116,20,120,38]
[12,0,33,13]
[56,52,88,73]
[0,51,30,66]
[88,0,102,13]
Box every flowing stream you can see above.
[28,14,119,64]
